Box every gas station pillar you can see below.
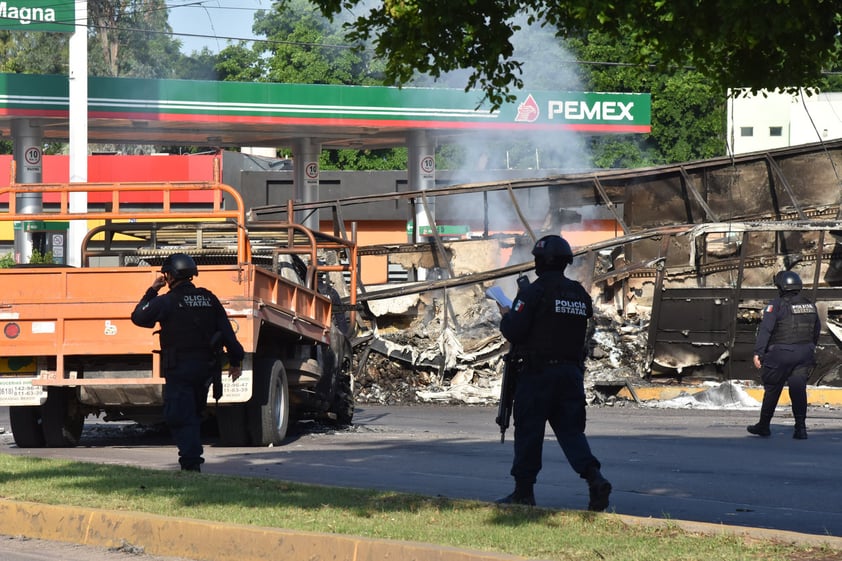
[11,120,43,263]
[292,138,322,232]
[407,130,437,280]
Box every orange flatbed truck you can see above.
[0,181,357,448]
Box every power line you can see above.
[0,16,354,52]
[3,6,840,78]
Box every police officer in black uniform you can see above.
[748,270,819,440]
[496,235,611,511]
[131,253,244,471]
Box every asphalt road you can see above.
[2,403,842,539]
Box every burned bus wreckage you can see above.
[249,139,842,403]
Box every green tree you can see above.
[321,148,408,171]
[1,2,194,81]
[567,30,726,167]
[172,47,220,81]
[652,75,725,163]
[253,0,352,84]
[307,0,842,110]
[211,0,395,168]
[0,31,68,74]
[88,0,183,78]
[219,0,379,86]
[215,42,265,82]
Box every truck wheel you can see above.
[327,338,354,427]
[9,406,45,448]
[247,358,290,446]
[216,404,250,446]
[329,369,354,427]
[42,387,85,447]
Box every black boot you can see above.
[495,481,536,506]
[793,418,808,440]
[747,423,771,437]
[585,467,612,512]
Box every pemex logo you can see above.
[515,94,539,122]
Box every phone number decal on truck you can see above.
[0,377,46,406]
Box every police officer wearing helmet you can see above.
[131,253,244,471]
[748,270,819,440]
[496,234,611,511]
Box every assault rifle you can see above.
[494,274,530,443]
[495,350,524,443]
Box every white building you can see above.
[726,89,842,154]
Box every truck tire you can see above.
[327,338,354,427]
[216,404,250,446]
[325,328,354,426]
[41,387,85,447]
[329,369,354,427]
[247,358,290,446]
[9,406,45,448]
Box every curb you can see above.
[0,498,528,561]
[2,498,842,561]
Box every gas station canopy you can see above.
[0,73,650,150]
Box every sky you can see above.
[166,0,268,54]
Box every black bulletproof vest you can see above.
[769,294,817,346]
[159,286,219,353]
[526,278,591,362]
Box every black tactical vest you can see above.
[769,294,817,346]
[526,278,591,362]
[159,285,219,354]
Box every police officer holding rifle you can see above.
[493,235,611,512]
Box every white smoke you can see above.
[337,6,603,280]
[413,12,591,175]
[415,13,596,278]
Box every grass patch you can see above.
[0,454,838,561]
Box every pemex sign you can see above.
[505,92,650,133]
[0,0,75,32]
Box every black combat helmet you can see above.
[161,253,198,281]
[774,270,802,294]
[531,234,573,274]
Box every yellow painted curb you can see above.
[0,499,529,561]
[617,386,842,406]
[3,497,842,560]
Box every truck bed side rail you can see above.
[0,181,249,264]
